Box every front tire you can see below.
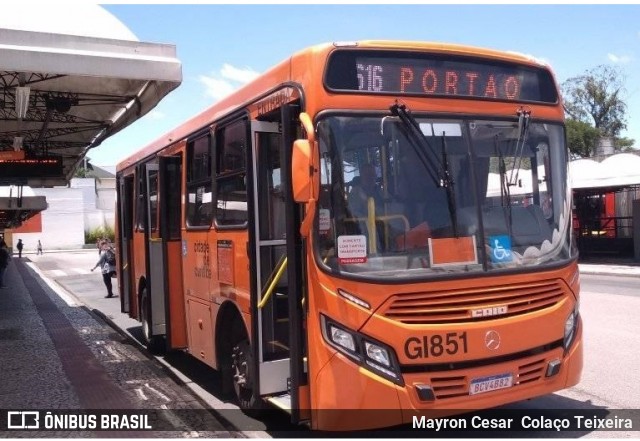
[231,339,262,412]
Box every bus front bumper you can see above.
[311,317,582,431]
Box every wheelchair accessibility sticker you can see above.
[489,235,513,263]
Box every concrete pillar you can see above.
[633,199,640,262]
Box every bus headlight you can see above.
[329,324,357,353]
[321,314,404,386]
[365,341,391,367]
[564,301,579,350]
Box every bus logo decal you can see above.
[485,330,501,351]
[471,305,508,318]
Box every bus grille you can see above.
[429,357,547,399]
[382,280,565,324]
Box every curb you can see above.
[578,265,640,278]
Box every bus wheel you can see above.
[231,339,261,412]
[140,288,165,354]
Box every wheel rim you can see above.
[141,292,150,342]
[231,340,255,405]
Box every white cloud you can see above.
[199,64,260,102]
[220,64,260,84]
[146,110,165,120]
[607,53,632,64]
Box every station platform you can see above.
[0,257,134,410]
[0,255,233,436]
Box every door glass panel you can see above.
[258,132,285,240]
[255,127,289,363]
[260,245,289,361]
[148,169,159,233]
[164,158,182,240]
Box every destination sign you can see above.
[0,156,63,178]
[325,50,557,103]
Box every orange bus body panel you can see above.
[166,240,188,348]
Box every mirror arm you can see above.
[299,197,316,238]
[299,112,315,144]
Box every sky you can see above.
[6,4,640,165]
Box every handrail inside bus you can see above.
[258,256,288,309]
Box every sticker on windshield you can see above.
[489,235,513,263]
[337,235,367,264]
[319,209,331,234]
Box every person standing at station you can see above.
[91,243,117,298]
[0,240,9,288]
[16,239,24,258]
[37,240,43,255]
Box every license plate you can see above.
[469,373,513,395]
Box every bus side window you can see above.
[215,120,248,227]
[186,135,213,228]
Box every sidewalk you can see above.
[0,257,133,411]
[0,256,237,436]
[577,256,640,278]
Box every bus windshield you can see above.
[316,114,574,279]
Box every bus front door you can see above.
[143,162,166,346]
[118,175,134,315]
[159,155,187,350]
[251,121,292,402]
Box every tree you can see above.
[565,119,600,159]
[561,65,635,157]
[73,156,93,178]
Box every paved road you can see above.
[512,273,640,438]
[26,251,640,437]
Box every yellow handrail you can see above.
[258,257,288,309]
[367,197,377,254]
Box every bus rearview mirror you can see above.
[292,139,312,203]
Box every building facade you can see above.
[6,166,116,252]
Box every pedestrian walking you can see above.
[97,238,105,254]
[91,243,117,298]
[37,240,43,255]
[0,240,9,288]
[16,239,24,258]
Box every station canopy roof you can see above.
[570,153,640,191]
[0,27,182,188]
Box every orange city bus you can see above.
[115,41,582,430]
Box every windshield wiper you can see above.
[389,101,458,236]
[389,102,442,188]
[508,106,531,186]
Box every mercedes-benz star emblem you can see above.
[485,330,501,350]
